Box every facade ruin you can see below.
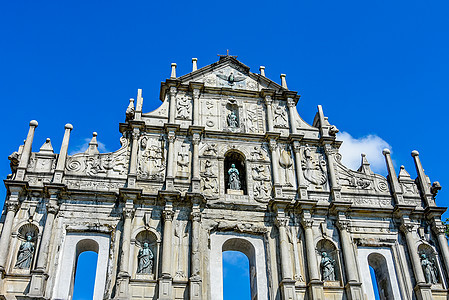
[0,55,448,299]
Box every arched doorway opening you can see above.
[223,251,251,300]
[71,239,99,299]
[368,252,393,300]
[222,238,256,300]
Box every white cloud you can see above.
[337,131,391,174]
[69,138,108,155]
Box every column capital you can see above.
[432,224,447,235]
[400,222,416,233]
[163,210,175,222]
[46,202,60,215]
[5,201,19,213]
[336,219,350,232]
[191,211,202,222]
[123,207,135,219]
[301,218,314,229]
[276,216,290,228]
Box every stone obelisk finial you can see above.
[192,58,198,72]
[280,74,287,89]
[171,63,177,79]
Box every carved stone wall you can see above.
[0,55,447,300]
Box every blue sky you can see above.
[1,1,448,299]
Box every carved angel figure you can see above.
[274,105,288,128]
[421,253,438,284]
[137,242,154,274]
[216,71,245,86]
[176,96,191,119]
[15,233,34,269]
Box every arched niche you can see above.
[316,239,341,284]
[53,232,110,300]
[418,243,443,286]
[131,229,160,280]
[368,252,394,300]
[11,223,39,272]
[224,151,247,195]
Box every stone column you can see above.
[269,138,283,198]
[193,88,200,126]
[191,131,201,192]
[275,213,297,300]
[127,128,140,188]
[114,203,134,299]
[169,86,177,124]
[400,220,433,300]
[16,120,38,181]
[292,141,308,200]
[286,95,297,134]
[336,218,363,300]
[159,204,174,300]
[190,202,202,300]
[0,202,18,272]
[165,130,176,190]
[53,124,73,184]
[265,97,274,132]
[301,212,324,299]
[432,224,449,278]
[28,191,60,297]
[324,144,342,201]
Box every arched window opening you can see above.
[368,253,393,300]
[72,251,98,300]
[71,239,99,299]
[223,251,251,300]
[369,265,380,300]
[222,238,256,300]
[224,151,247,195]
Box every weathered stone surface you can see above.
[0,55,447,300]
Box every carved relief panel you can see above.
[175,92,192,128]
[200,97,220,130]
[301,145,329,191]
[137,134,166,181]
[175,139,191,180]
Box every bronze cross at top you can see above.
[218,49,238,58]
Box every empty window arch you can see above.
[368,252,393,300]
[222,238,256,300]
[53,233,110,300]
[72,250,98,300]
[222,251,251,300]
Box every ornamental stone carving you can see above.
[15,233,34,269]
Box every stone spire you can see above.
[85,132,99,155]
[259,66,266,77]
[357,153,372,175]
[39,138,54,155]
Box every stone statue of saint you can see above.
[421,253,438,284]
[137,242,154,274]
[227,111,238,128]
[228,163,241,190]
[15,233,34,269]
[320,251,335,281]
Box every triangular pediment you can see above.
[177,56,284,92]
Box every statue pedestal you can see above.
[227,189,243,195]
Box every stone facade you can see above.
[0,55,448,300]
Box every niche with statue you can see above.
[13,224,39,272]
[132,230,159,280]
[316,239,342,286]
[224,151,247,195]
